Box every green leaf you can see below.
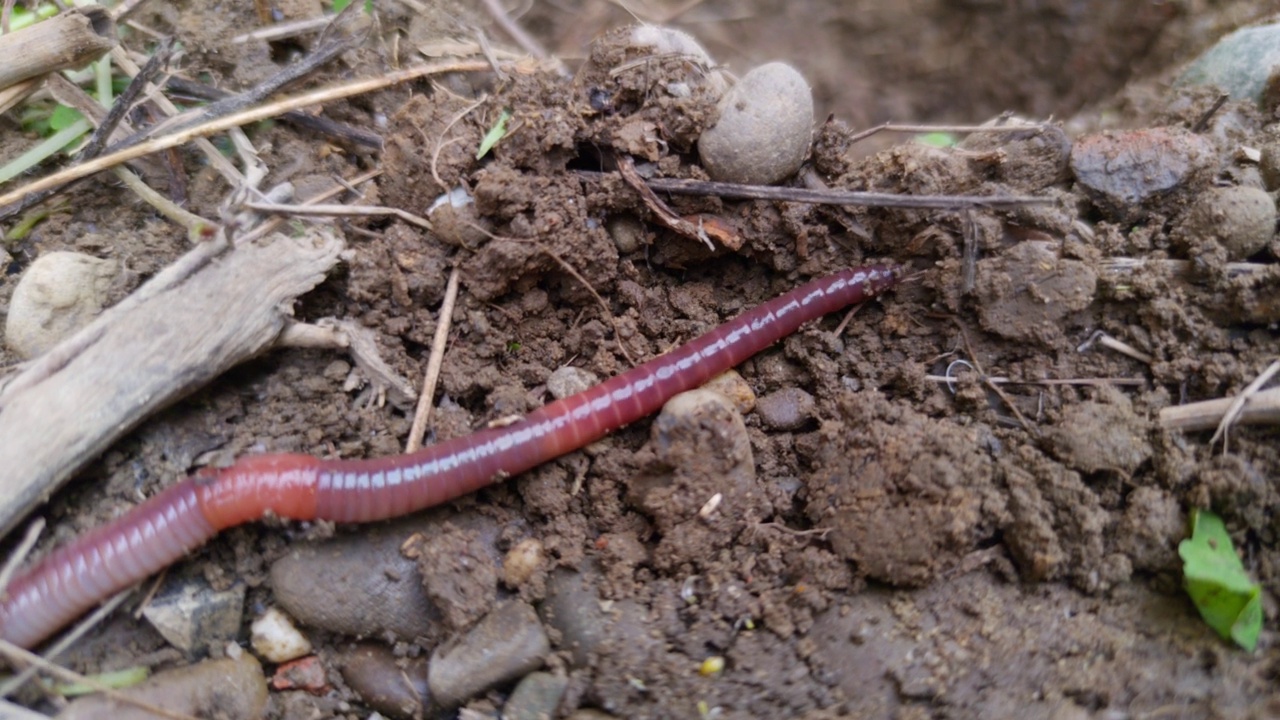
[48,105,85,132]
[1179,509,1262,651]
[476,109,512,160]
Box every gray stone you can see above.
[698,62,814,185]
[546,366,599,400]
[141,579,244,655]
[429,601,550,707]
[502,671,569,720]
[755,387,817,431]
[271,518,436,640]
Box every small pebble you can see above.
[503,671,570,720]
[428,601,550,707]
[1179,184,1276,259]
[337,643,432,720]
[606,215,646,254]
[1070,127,1215,222]
[250,607,312,663]
[429,187,490,247]
[754,387,816,431]
[540,569,610,667]
[546,366,600,400]
[502,538,545,588]
[5,251,116,359]
[57,653,266,720]
[698,62,814,185]
[702,369,757,414]
[141,580,244,656]
[271,656,328,694]
[271,518,436,639]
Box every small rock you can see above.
[754,387,816,431]
[5,251,116,359]
[540,569,609,667]
[429,601,550,707]
[546,366,599,400]
[57,652,266,720]
[502,538,545,588]
[271,518,436,640]
[698,62,814,185]
[429,187,490,247]
[606,215,646,254]
[503,671,569,720]
[1070,127,1216,222]
[141,579,244,656]
[271,655,328,694]
[1177,22,1280,105]
[701,369,757,414]
[1178,184,1276,259]
[250,607,312,663]
[338,643,432,720]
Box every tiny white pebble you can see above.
[250,607,312,663]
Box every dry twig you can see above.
[0,59,492,212]
[407,268,462,452]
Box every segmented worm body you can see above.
[0,265,898,648]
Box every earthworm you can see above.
[0,264,898,649]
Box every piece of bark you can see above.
[0,8,115,91]
[0,228,345,540]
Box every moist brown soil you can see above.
[4,1,1280,718]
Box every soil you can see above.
[4,1,1280,718]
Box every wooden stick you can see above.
[0,7,115,90]
[0,228,344,540]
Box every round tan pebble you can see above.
[502,538,545,587]
[5,251,116,359]
[1182,185,1276,259]
[698,62,814,185]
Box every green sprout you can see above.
[476,109,512,160]
[53,666,150,696]
[1178,509,1262,651]
[914,132,957,148]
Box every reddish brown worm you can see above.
[0,265,898,648]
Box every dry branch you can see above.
[0,7,115,91]
[0,228,345,540]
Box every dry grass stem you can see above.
[245,201,432,230]
[1209,359,1280,453]
[407,268,461,453]
[1077,330,1154,364]
[0,59,492,209]
[1160,385,1280,433]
